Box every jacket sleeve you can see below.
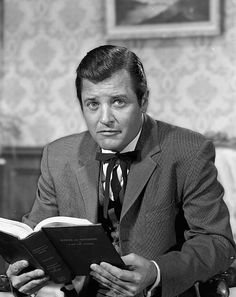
[22,144,59,228]
[156,139,236,297]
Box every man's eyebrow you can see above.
[83,97,97,102]
[111,94,128,99]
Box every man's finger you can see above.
[91,263,127,283]
[99,262,137,282]
[7,260,29,276]
[90,263,138,295]
[18,277,49,295]
[11,269,46,289]
[90,270,130,296]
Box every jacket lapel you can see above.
[120,115,161,221]
[75,134,100,223]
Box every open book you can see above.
[0,216,125,284]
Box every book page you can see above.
[0,217,33,239]
[34,216,93,232]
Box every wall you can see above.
[1,0,236,146]
[0,0,3,104]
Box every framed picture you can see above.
[106,0,221,39]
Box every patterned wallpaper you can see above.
[0,0,3,104]
[1,0,236,146]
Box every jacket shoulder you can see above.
[157,120,210,152]
[43,131,95,161]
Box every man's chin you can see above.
[98,141,123,152]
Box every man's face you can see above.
[81,69,147,152]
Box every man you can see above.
[6,45,236,297]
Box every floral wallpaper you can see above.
[0,0,3,102]
[1,0,236,146]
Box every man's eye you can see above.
[87,102,99,110]
[113,99,125,107]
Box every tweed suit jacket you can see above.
[24,114,236,297]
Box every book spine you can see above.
[22,230,73,284]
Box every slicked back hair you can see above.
[75,45,148,107]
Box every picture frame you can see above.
[106,0,221,39]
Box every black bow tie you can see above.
[95,150,140,163]
[96,150,140,220]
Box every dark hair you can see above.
[75,45,148,107]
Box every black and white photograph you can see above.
[1,1,236,297]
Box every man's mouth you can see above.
[97,130,121,136]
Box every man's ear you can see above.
[141,90,149,113]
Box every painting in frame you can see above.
[106,0,221,39]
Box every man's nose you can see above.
[99,106,114,125]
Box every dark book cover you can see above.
[42,224,125,275]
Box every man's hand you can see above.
[6,260,49,295]
[90,253,157,296]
